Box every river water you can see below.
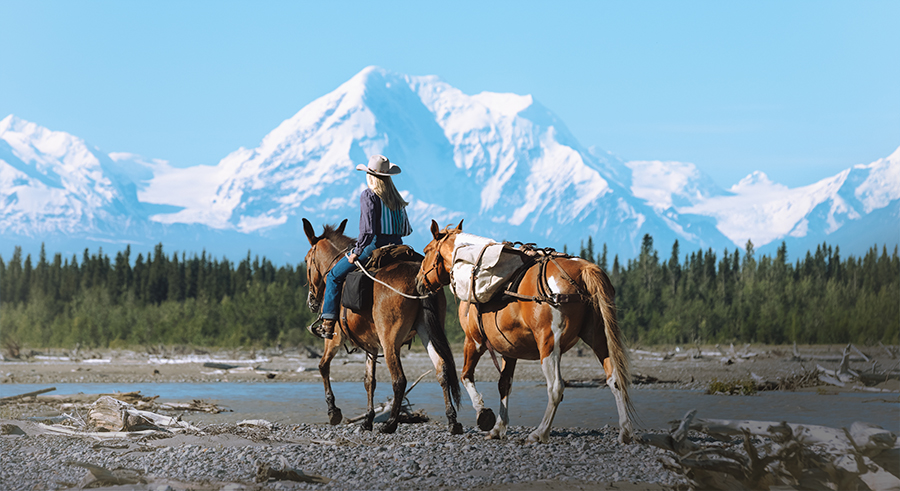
[4,381,898,432]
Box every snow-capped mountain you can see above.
[0,115,148,236]
[1,67,898,264]
[131,66,733,258]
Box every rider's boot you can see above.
[321,319,336,339]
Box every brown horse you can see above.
[416,220,635,444]
[303,218,462,434]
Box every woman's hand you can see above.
[348,253,359,264]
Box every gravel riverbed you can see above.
[2,343,893,490]
[0,419,681,491]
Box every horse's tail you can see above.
[421,292,461,408]
[581,263,635,419]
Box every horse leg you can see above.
[527,312,567,444]
[362,351,377,431]
[581,325,634,444]
[461,335,495,432]
[318,336,343,425]
[487,355,516,440]
[603,357,634,444]
[378,346,406,434]
[417,324,463,435]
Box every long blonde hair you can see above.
[367,173,409,210]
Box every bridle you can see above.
[418,235,452,295]
[306,241,348,305]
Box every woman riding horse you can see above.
[303,156,462,434]
[309,154,412,340]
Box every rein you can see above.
[350,254,432,300]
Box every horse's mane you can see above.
[322,223,355,250]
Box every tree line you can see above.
[575,236,897,346]
[1,237,897,350]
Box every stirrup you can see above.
[306,317,325,338]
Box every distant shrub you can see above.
[707,377,757,395]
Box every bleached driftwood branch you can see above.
[347,370,433,424]
[638,409,900,491]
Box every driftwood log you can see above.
[0,387,56,404]
[816,344,900,392]
[66,461,146,488]
[158,400,230,413]
[82,395,200,435]
[256,456,331,484]
[639,409,900,490]
[346,370,432,424]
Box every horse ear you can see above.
[336,218,348,236]
[302,218,319,245]
[430,220,441,239]
[455,219,464,232]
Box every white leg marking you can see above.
[529,306,565,443]
[607,369,634,443]
[425,342,441,368]
[463,378,485,413]
[489,394,510,440]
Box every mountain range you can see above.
[2,66,898,265]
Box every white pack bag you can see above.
[450,234,527,303]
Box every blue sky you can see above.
[1,1,897,188]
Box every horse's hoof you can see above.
[328,408,343,426]
[378,421,398,434]
[476,409,496,432]
[449,422,463,435]
[486,429,505,440]
[526,432,547,444]
[619,430,633,445]
[362,420,373,431]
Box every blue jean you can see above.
[321,236,401,319]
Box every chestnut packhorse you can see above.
[303,218,462,434]
[416,220,635,444]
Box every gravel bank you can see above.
[0,419,681,491]
[2,343,893,490]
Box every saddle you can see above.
[341,244,424,313]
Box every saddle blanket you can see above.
[451,233,527,303]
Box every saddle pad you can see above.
[341,270,372,313]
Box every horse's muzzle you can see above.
[415,276,433,296]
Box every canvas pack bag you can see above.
[450,234,527,303]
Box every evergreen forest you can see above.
[1,236,897,351]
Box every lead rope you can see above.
[349,254,433,300]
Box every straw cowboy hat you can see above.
[356,154,402,176]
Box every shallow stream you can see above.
[3,381,898,432]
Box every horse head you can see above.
[416,219,463,295]
[303,217,349,313]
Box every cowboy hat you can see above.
[356,154,401,176]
